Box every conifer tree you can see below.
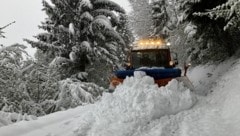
[116,14,134,61]
[128,0,153,38]
[0,44,46,116]
[0,21,15,39]
[147,0,240,64]
[25,0,128,79]
[194,0,240,31]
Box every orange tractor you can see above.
[109,37,193,91]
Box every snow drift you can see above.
[0,111,36,127]
[56,78,104,110]
[0,71,196,136]
[2,58,240,136]
[72,71,196,136]
[139,58,240,136]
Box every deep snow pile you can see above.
[2,57,240,136]
[185,58,240,136]
[188,57,239,95]
[0,71,196,136]
[75,72,196,136]
[0,112,36,127]
[56,78,104,110]
[139,58,240,136]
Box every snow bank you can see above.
[210,59,240,135]
[0,71,196,136]
[56,78,104,110]
[139,58,240,136]
[176,58,240,136]
[0,111,36,127]
[2,57,240,136]
[72,71,196,136]
[188,58,237,95]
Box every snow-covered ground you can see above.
[1,57,240,136]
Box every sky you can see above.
[0,0,131,56]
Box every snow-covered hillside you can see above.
[1,57,240,136]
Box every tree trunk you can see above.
[79,53,87,72]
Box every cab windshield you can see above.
[131,49,170,68]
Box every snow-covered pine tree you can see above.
[55,78,104,110]
[194,0,240,31]
[115,14,134,62]
[24,51,61,114]
[128,0,153,38]
[0,43,63,116]
[0,29,4,39]
[0,21,15,39]
[85,13,134,88]
[148,0,240,64]
[117,14,134,49]
[0,44,46,116]
[151,0,168,35]
[187,0,240,58]
[0,111,37,128]
[155,0,203,63]
[150,0,202,36]
[25,0,127,80]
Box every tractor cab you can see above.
[126,37,178,69]
[130,48,174,68]
[109,37,192,91]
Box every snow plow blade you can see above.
[175,76,194,91]
[108,76,194,92]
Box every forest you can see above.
[0,0,240,126]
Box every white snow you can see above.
[136,66,166,70]
[80,41,92,52]
[184,22,197,38]
[80,11,94,21]
[1,57,240,136]
[56,78,104,110]
[0,71,195,136]
[79,0,93,9]
[69,23,75,35]
[0,111,37,127]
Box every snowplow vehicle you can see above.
[109,37,193,91]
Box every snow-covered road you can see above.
[1,57,240,136]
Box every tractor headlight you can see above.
[166,42,171,46]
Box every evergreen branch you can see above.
[93,0,126,13]
[0,21,16,30]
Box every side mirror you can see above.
[174,60,179,65]
[112,65,118,72]
[169,60,178,67]
[124,62,132,70]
